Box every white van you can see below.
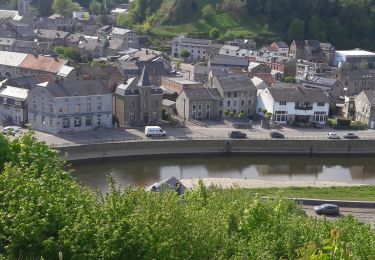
[145,126,167,137]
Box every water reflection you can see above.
[72,155,375,193]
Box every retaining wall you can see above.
[55,139,375,161]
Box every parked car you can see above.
[145,126,167,137]
[314,204,340,216]
[343,132,359,139]
[2,126,21,136]
[270,131,285,139]
[228,131,247,139]
[326,132,339,139]
[313,122,323,129]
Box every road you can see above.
[302,205,375,227]
[30,120,375,147]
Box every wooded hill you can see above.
[119,0,375,49]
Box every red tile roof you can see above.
[19,54,67,74]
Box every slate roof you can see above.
[37,80,110,97]
[275,41,289,48]
[136,60,170,76]
[303,76,338,86]
[5,74,55,89]
[305,40,320,49]
[210,54,248,67]
[173,36,211,46]
[78,37,106,51]
[36,29,70,40]
[268,84,331,102]
[138,66,150,86]
[341,69,375,80]
[183,87,222,101]
[294,40,305,49]
[19,54,67,73]
[14,40,52,50]
[115,77,139,95]
[361,90,375,105]
[213,74,256,92]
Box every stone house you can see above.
[176,88,222,121]
[13,40,53,55]
[300,76,343,102]
[354,90,375,128]
[257,83,331,124]
[110,27,142,49]
[225,38,256,50]
[289,40,334,63]
[209,54,249,70]
[171,35,212,61]
[269,42,289,57]
[335,69,375,96]
[35,29,70,46]
[248,62,271,74]
[0,82,28,126]
[160,77,204,95]
[113,67,163,127]
[28,79,113,134]
[208,74,257,118]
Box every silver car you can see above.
[314,204,340,215]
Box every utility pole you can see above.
[183,98,186,126]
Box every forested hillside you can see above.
[119,0,375,49]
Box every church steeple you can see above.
[137,66,151,87]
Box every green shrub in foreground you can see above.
[0,133,375,259]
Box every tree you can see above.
[52,0,81,17]
[202,4,216,19]
[89,0,102,15]
[180,49,191,60]
[287,18,304,41]
[37,0,53,16]
[209,28,220,39]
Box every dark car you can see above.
[228,131,247,139]
[314,204,340,216]
[270,131,285,139]
[343,132,359,139]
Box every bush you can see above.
[209,28,220,39]
[229,112,235,117]
[238,112,245,118]
[350,121,367,130]
[337,118,351,127]
[202,4,216,19]
[327,118,337,127]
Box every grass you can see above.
[244,186,375,201]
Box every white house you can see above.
[257,83,330,124]
[171,35,211,61]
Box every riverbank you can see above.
[57,139,375,161]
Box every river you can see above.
[71,155,375,193]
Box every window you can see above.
[152,112,157,120]
[132,101,136,108]
[228,92,231,98]
[49,104,54,113]
[33,114,37,122]
[234,101,237,106]
[97,115,101,125]
[50,117,54,126]
[198,104,202,110]
[227,101,231,106]
[274,111,287,122]
[317,102,325,107]
[85,116,93,126]
[192,104,196,110]
[234,92,237,98]
[314,112,326,122]
[87,103,92,111]
[279,101,287,106]
[42,116,46,124]
[63,104,68,113]
[63,117,69,128]
[129,112,135,121]
[97,102,102,111]
[33,101,36,109]
[74,117,81,127]
[241,100,244,106]
[41,103,45,111]
[76,103,80,112]
[219,100,223,107]
[143,100,148,108]
[206,104,210,109]
[153,100,158,107]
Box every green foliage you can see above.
[179,49,191,58]
[238,112,245,118]
[283,76,295,83]
[327,118,337,127]
[53,46,79,62]
[350,121,367,130]
[1,134,375,259]
[266,112,273,120]
[202,4,216,19]
[209,27,220,39]
[262,109,267,115]
[52,0,81,17]
[288,18,304,41]
[229,111,234,117]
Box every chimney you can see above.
[145,49,149,55]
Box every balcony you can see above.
[295,105,313,110]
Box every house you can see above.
[0,37,15,51]
[248,62,271,74]
[257,83,331,124]
[354,90,375,128]
[252,73,277,85]
[160,77,204,95]
[38,14,74,31]
[179,62,209,83]
[225,38,256,50]
[219,45,249,58]
[176,87,222,121]
[35,29,70,46]
[76,64,123,92]
[77,36,107,60]
[295,60,332,82]
[208,74,257,118]
[209,54,249,70]
[116,60,139,80]
[0,81,28,126]
[3,74,55,89]
[97,25,112,38]
[300,76,343,101]
[136,60,171,86]
[110,27,142,49]
[289,40,333,63]
[333,49,375,69]
[113,67,163,126]
[270,42,289,57]
[28,79,112,133]
[13,40,53,55]
[103,39,125,57]
[7,20,35,40]
[171,35,212,61]
[335,69,375,96]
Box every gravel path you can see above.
[180,178,365,189]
